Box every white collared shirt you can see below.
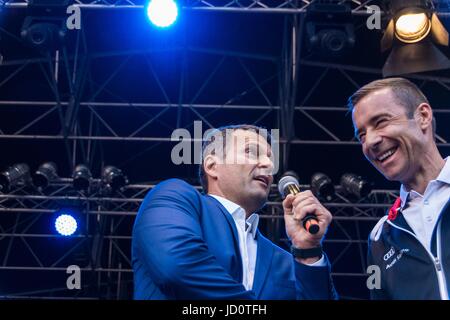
[210,194,325,290]
[399,157,450,251]
[210,194,259,290]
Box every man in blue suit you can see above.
[132,124,337,299]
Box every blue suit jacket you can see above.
[132,179,337,299]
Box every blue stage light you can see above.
[146,0,179,28]
[55,213,78,236]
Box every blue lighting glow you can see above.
[55,214,78,236]
[146,0,179,28]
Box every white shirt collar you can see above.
[209,194,259,239]
[399,156,450,209]
[399,184,411,209]
[436,157,450,185]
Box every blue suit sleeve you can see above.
[294,254,339,300]
[133,179,254,299]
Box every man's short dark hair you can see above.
[347,77,429,116]
[347,77,436,136]
[198,124,271,193]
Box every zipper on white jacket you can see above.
[387,220,448,300]
[436,219,449,299]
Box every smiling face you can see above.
[204,128,274,214]
[352,88,430,185]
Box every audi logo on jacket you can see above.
[367,198,450,300]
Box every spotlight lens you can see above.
[55,214,78,236]
[395,12,431,43]
[146,0,179,28]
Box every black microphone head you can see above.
[278,171,300,198]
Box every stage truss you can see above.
[0,181,399,299]
[1,0,450,299]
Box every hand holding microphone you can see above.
[278,171,332,250]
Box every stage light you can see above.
[381,0,450,77]
[20,17,66,52]
[33,162,58,189]
[0,163,31,193]
[146,0,179,28]
[72,164,92,191]
[395,12,431,43]
[340,173,372,199]
[102,166,128,192]
[305,2,355,58]
[19,0,70,51]
[55,213,78,236]
[311,173,335,201]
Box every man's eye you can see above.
[376,119,388,127]
[250,148,261,157]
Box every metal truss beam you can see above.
[0,102,449,146]
[1,0,378,13]
[2,101,450,113]
[3,0,450,16]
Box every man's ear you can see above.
[204,154,218,180]
[415,103,433,131]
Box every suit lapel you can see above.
[252,231,274,298]
[205,195,243,282]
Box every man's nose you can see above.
[365,129,382,149]
[259,154,274,171]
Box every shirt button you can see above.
[424,200,429,205]
[426,216,432,222]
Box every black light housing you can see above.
[33,162,58,189]
[340,173,372,199]
[102,166,128,192]
[381,0,450,77]
[72,164,92,191]
[306,2,355,58]
[0,163,32,193]
[20,17,66,52]
[311,172,335,201]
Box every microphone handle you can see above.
[286,184,320,234]
[303,214,320,235]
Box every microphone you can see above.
[278,171,320,235]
